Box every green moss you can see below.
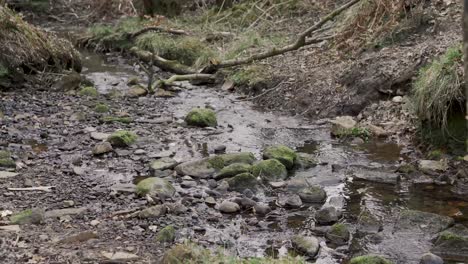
[0,150,12,159]
[216,163,252,179]
[100,116,133,124]
[412,44,465,149]
[427,149,443,160]
[136,177,175,197]
[136,33,215,67]
[0,150,15,168]
[208,156,225,170]
[330,223,349,238]
[156,225,176,243]
[229,65,270,87]
[227,173,257,192]
[220,152,256,166]
[87,17,144,50]
[78,86,98,97]
[252,159,287,182]
[94,103,109,113]
[10,209,32,224]
[263,145,297,169]
[185,108,217,127]
[349,255,393,264]
[0,62,9,78]
[439,231,466,242]
[107,130,137,147]
[10,208,44,225]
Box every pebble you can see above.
[218,200,240,213]
[253,203,271,215]
[181,181,197,188]
[63,200,75,207]
[90,220,100,226]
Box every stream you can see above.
[1,45,467,264]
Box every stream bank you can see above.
[1,50,468,263]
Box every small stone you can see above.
[59,231,98,244]
[92,142,113,155]
[285,194,303,208]
[90,220,100,226]
[102,251,139,261]
[128,85,147,97]
[392,96,403,103]
[420,253,443,264]
[45,207,88,219]
[298,185,327,203]
[227,173,257,192]
[90,132,110,141]
[419,160,448,173]
[205,197,216,206]
[326,223,350,245]
[351,137,365,145]
[330,116,356,137]
[107,131,138,148]
[316,207,341,224]
[214,145,227,154]
[138,205,166,219]
[134,149,146,155]
[269,181,286,188]
[291,235,320,257]
[181,181,197,188]
[0,225,21,232]
[63,200,75,207]
[39,234,49,241]
[136,178,176,200]
[219,200,240,213]
[253,203,271,215]
[150,157,178,173]
[367,124,389,137]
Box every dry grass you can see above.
[0,5,81,75]
[335,0,426,52]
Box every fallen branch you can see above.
[127,26,189,39]
[8,186,55,192]
[201,0,361,73]
[155,74,216,88]
[130,47,195,75]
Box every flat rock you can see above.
[58,231,98,244]
[45,207,88,219]
[419,160,448,173]
[150,157,179,172]
[395,210,454,234]
[0,225,21,232]
[0,171,19,179]
[92,142,113,155]
[218,200,240,213]
[90,132,110,141]
[350,168,400,184]
[102,251,139,261]
[175,158,216,178]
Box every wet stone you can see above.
[214,163,252,180]
[395,210,454,234]
[135,177,176,200]
[263,145,297,169]
[252,159,287,182]
[227,173,257,192]
[298,185,327,203]
[253,203,271,215]
[150,157,178,173]
[315,207,341,225]
[90,132,110,141]
[291,235,320,257]
[92,142,113,155]
[181,180,197,188]
[218,200,240,213]
[420,253,443,264]
[357,208,382,235]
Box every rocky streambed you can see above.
[0,51,467,264]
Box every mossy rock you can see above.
[349,255,393,264]
[227,173,257,192]
[291,235,319,257]
[263,145,297,169]
[0,150,15,168]
[156,225,176,243]
[78,86,98,97]
[161,243,210,264]
[215,163,252,180]
[185,108,217,127]
[100,116,133,124]
[326,223,350,245]
[298,185,327,203]
[127,76,140,86]
[208,152,256,171]
[94,103,109,113]
[294,153,318,170]
[10,208,45,225]
[252,159,287,182]
[107,130,137,148]
[136,177,176,199]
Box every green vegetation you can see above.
[335,127,371,140]
[87,17,143,50]
[228,65,271,87]
[349,255,393,264]
[330,223,348,238]
[412,45,465,153]
[161,242,306,264]
[185,108,218,127]
[252,159,288,182]
[107,130,138,147]
[78,86,99,97]
[427,149,443,160]
[94,103,110,113]
[156,225,176,243]
[0,150,15,168]
[438,231,467,242]
[263,145,297,169]
[100,116,133,124]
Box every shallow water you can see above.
[80,52,467,263]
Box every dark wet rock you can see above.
[232,197,256,209]
[294,153,318,170]
[135,177,176,200]
[45,207,88,219]
[165,203,188,215]
[138,205,167,219]
[218,200,240,213]
[298,185,327,203]
[253,203,271,215]
[419,160,448,173]
[181,180,197,188]
[10,208,45,225]
[214,144,226,154]
[263,145,297,169]
[431,224,468,262]
[53,72,82,91]
[252,159,287,182]
[107,130,138,148]
[330,116,357,137]
[277,194,302,208]
[175,158,217,178]
[291,235,320,257]
[59,231,98,244]
[0,150,15,169]
[326,223,350,246]
[357,208,382,234]
[395,210,454,234]
[350,169,400,184]
[227,173,257,192]
[150,157,179,173]
[316,207,341,224]
[90,132,110,141]
[214,163,252,180]
[185,108,217,127]
[92,142,113,155]
[349,255,393,264]
[420,253,444,264]
[156,225,175,243]
[128,85,148,97]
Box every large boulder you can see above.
[263,145,297,169]
[326,223,350,246]
[395,210,454,235]
[136,178,176,200]
[185,108,217,127]
[252,159,287,182]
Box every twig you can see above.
[7,186,55,192]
